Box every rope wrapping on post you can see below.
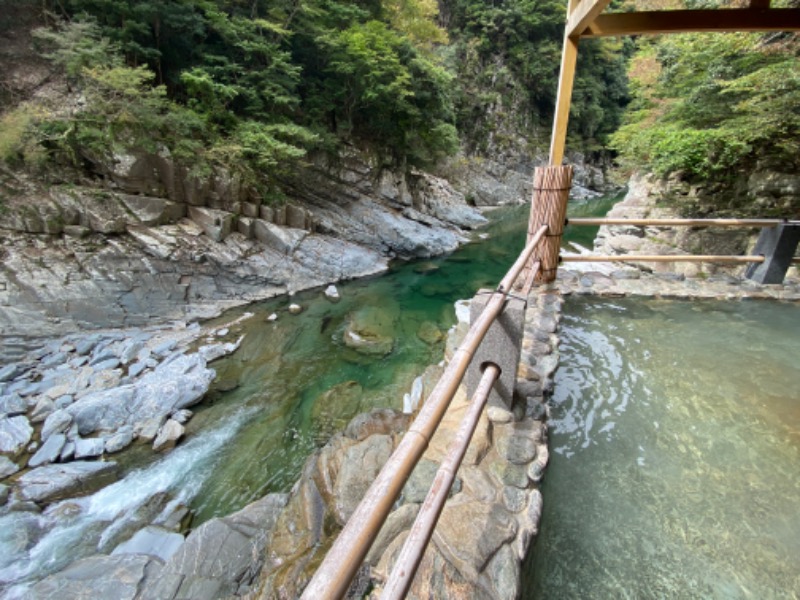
[526,165,574,283]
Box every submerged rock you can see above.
[343,306,396,357]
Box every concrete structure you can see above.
[467,290,525,410]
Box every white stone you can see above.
[288,304,303,315]
[323,285,340,302]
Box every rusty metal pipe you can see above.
[381,363,501,600]
[297,226,548,600]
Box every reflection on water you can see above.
[524,298,800,598]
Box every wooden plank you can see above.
[567,217,788,227]
[566,0,614,37]
[583,8,800,37]
[750,0,771,8]
[549,35,579,166]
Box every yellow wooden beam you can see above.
[583,8,800,37]
[567,0,614,37]
[549,35,580,166]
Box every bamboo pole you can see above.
[381,363,501,600]
[561,254,766,263]
[528,166,573,283]
[297,228,547,600]
[567,217,788,228]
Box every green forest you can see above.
[1,0,798,210]
[0,0,627,194]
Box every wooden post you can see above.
[527,165,573,283]
[548,35,579,166]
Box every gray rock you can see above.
[105,426,134,453]
[0,415,34,453]
[112,525,185,562]
[42,409,74,441]
[136,415,166,443]
[92,358,121,372]
[29,433,67,467]
[0,483,7,504]
[74,337,99,356]
[68,353,213,436]
[28,553,154,599]
[55,394,74,409]
[333,434,393,524]
[402,458,461,504]
[60,441,76,462]
[435,499,517,575]
[153,419,184,452]
[188,206,233,242]
[365,502,420,566]
[171,409,192,425]
[127,360,148,378]
[74,436,106,458]
[486,543,520,599]
[152,339,177,356]
[145,493,288,599]
[30,396,56,423]
[494,420,544,465]
[17,461,118,503]
[513,489,543,561]
[0,455,20,479]
[0,392,27,416]
[90,350,118,367]
[0,363,22,382]
[324,284,340,302]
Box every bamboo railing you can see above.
[298,225,549,600]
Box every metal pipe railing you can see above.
[382,362,502,600]
[561,254,766,264]
[567,217,790,227]
[298,225,549,600]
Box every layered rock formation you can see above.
[0,150,487,362]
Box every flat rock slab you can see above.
[17,461,118,504]
[112,525,184,562]
[28,553,154,600]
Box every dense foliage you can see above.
[1,0,632,192]
[611,30,800,181]
[442,0,630,155]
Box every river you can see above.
[9,189,797,597]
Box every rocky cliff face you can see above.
[437,150,615,208]
[0,150,486,362]
[593,173,798,279]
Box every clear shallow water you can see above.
[524,298,800,599]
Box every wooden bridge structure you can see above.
[297,1,800,598]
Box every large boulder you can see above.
[28,553,155,600]
[67,354,214,436]
[343,306,396,357]
[0,415,33,454]
[17,461,118,504]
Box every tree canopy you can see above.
[611,30,800,182]
[3,0,631,197]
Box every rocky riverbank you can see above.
[3,285,559,600]
[0,148,489,363]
